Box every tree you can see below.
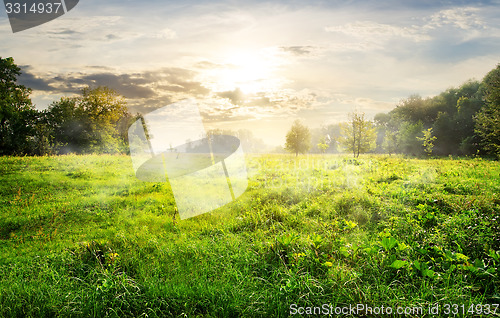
[391,95,436,125]
[79,86,128,153]
[0,57,36,155]
[455,95,482,155]
[417,128,437,156]
[310,125,339,153]
[399,121,424,156]
[46,97,83,153]
[338,111,376,158]
[47,86,129,154]
[382,130,398,155]
[285,119,311,156]
[317,136,330,154]
[374,112,390,153]
[475,64,500,157]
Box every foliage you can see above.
[47,87,130,154]
[316,136,330,153]
[475,64,500,158]
[309,124,339,154]
[338,111,376,157]
[399,121,425,156]
[375,78,488,157]
[0,56,38,155]
[417,128,437,156]
[0,57,133,156]
[382,130,398,155]
[284,119,311,156]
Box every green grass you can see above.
[0,154,499,317]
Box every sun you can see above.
[203,48,287,95]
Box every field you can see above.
[0,154,499,317]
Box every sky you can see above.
[1,0,500,146]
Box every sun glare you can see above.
[203,49,287,96]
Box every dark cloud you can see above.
[106,34,120,40]
[79,73,156,98]
[18,66,210,103]
[17,64,316,121]
[127,96,176,115]
[216,88,245,105]
[18,66,55,91]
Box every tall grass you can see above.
[0,154,499,317]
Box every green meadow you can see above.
[0,154,499,317]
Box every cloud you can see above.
[325,21,431,44]
[79,73,155,98]
[194,61,224,69]
[280,46,316,56]
[148,28,177,40]
[46,29,80,35]
[344,97,395,112]
[324,6,495,51]
[106,34,120,40]
[246,95,272,107]
[426,7,485,31]
[18,66,55,91]
[18,66,211,113]
[201,109,255,123]
[216,88,245,105]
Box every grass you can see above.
[0,154,499,317]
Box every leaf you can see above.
[412,260,422,271]
[417,248,428,255]
[397,242,410,252]
[444,250,454,261]
[339,247,350,258]
[389,260,408,269]
[473,258,485,269]
[380,237,398,251]
[363,247,376,255]
[455,253,469,262]
[310,234,323,247]
[422,269,435,278]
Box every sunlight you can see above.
[203,48,287,95]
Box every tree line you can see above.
[284,64,500,158]
[1,57,135,155]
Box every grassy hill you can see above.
[0,154,499,317]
